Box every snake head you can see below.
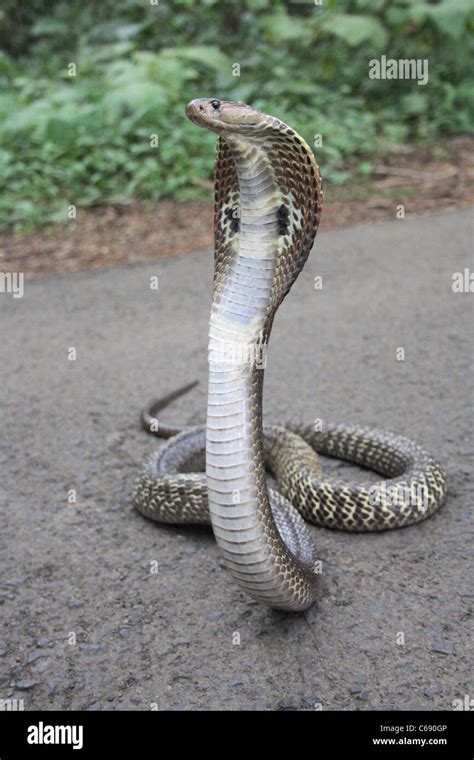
[186,98,270,137]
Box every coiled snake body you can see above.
[133,98,447,612]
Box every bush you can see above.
[0,0,472,230]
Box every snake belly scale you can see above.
[132,98,447,612]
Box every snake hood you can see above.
[186,97,323,318]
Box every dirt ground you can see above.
[0,208,471,711]
[1,136,473,279]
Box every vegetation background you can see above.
[0,0,472,232]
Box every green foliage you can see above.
[322,14,388,48]
[0,0,472,230]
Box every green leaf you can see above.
[259,13,312,43]
[0,51,13,75]
[401,92,428,116]
[2,100,51,134]
[134,52,192,90]
[283,81,318,96]
[161,46,231,73]
[89,21,143,42]
[322,14,388,48]
[102,82,168,121]
[30,18,68,37]
[41,118,77,150]
[411,0,473,38]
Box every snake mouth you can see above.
[185,100,214,129]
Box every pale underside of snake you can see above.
[133,98,447,612]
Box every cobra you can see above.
[133,98,447,612]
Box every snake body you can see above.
[133,98,447,611]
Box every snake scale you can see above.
[133,98,447,612]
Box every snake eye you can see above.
[210,99,221,110]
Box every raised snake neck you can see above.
[133,99,447,612]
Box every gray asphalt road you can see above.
[0,208,472,711]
